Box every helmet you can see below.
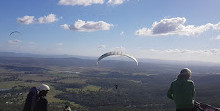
[180,68,192,75]
[38,84,50,91]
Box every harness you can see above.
[194,101,220,111]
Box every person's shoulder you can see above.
[172,79,180,83]
[173,79,178,82]
[171,79,178,85]
[187,79,194,82]
[187,79,194,84]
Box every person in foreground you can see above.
[167,68,195,111]
[35,84,50,111]
[23,84,50,111]
[63,105,72,111]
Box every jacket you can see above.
[167,78,195,109]
[34,96,48,111]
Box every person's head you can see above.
[65,105,68,109]
[38,84,50,96]
[177,68,192,80]
[64,105,71,111]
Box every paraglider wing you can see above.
[115,84,118,89]
[10,31,21,36]
[97,51,138,65]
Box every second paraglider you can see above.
[97,51,138,65]
[10,31,21,36]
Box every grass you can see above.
[18,74,58,81]
[0,67,9,72]
[57,78,87,84]
[48,71,79,78]
[132,73,157,76]
[66,85,101,92]
[82,85,101,91]
[47,84,82,108]
[0,81,39,89]
[47,85,64,103]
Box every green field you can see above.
[1,57,220,111]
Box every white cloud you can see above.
[17,14,60,25]
[112,46,126,51]
[107,0,128,5]
[134,48,220,63]
[8,39,22,44]
[135,17,213,36]
[148,48,220,56]
[56,43,63,46]
[28,42,37,45]
[17,16,35,24]
[37,14,60,24]
[98,45,106,50]
[60,24,70,30]
[58,0,104,6]
[61,19,113,32]
[213,22,220,30]
[215,35,220,40]
[120,31,124,36]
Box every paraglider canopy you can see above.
[97,51,138,65]
[9,31,21,36]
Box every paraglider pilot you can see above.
[63,105,72,111]
[23,84,50,111]
[35,84,50,111]
[167,68,196,111]
[115,84,118,89]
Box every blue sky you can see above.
[1,0,220,63]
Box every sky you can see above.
[1,0,220,63]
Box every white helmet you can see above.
[38,84,50,91]
[180,68,192,75]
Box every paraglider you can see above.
[9,31,21,36]
[114,84,118,89]
[97,51,138,65]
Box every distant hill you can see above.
[1,52,220,66]
[0,54,220,75]
[0,52,96,59]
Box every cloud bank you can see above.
[112,46,126,51]
[149,49,220,55]
[61,19,113,32]
[17,16,35,25]
[135,17,217,36]
[107,0,128,5]
[58,0,104,6]
[216,35,220,40]
[120,31,124,36]
[56,43,63,46]
[98,45,106,50]
[134,48,220,63]
[17,14,60,25]
[58,0,129,6]
[8,39,22,44]
[213,22,220,30]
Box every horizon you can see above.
[1,0,220,63]
[1,51,220,66]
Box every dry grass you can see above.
[18,74,58,81]
[57,78,87,84]
[0,81,39,89]
[66,85,101,92]
[132,73,157,76]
